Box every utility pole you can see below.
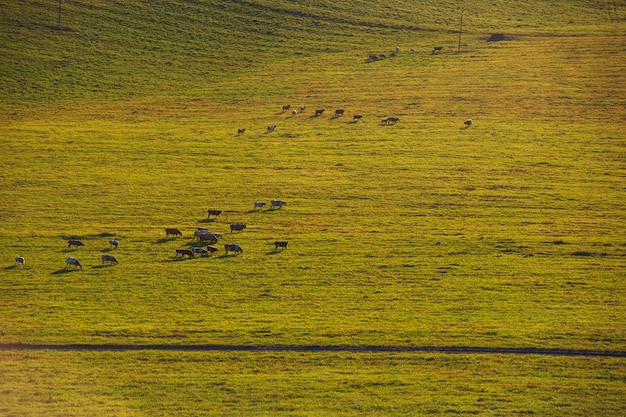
[457,7,464,54]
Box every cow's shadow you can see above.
[155,237,182,244]
[52,268,81,275]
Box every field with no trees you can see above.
[1,0,625,415]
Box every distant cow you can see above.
[396,46,400,53]
[274,241,288,250]
[191,247,209,257]
[238,128,246,135]
[315,109,325,116]
[101,254,119,265]
[230,223,247,233]
[68,239,85,248]
[300,106,306,112]
[206,246,219,254]
[270,199,287,208]
[381,117,399,124]
[464,118,473,127]
[109,239,119,249]
[254,201,266,209]
[207,209,223,218]
[353,114,363,121]
[334,109,345,116]
[224,243,243,254]
[267,124,277,132]
[292,109,298,115]
[175,249,194,258]
[282,104,291,112]
[198,233,220,244]
[66,257,82,269]
[15,256,25,265]
[432,46,444,54]
[165,228,183,238]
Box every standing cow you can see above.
[270,200,287,208]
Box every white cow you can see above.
[109,239,119,249]
[15,256,25,265]
[66,257,82,269]
[267,125,277,132]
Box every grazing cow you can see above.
[224,243,243,254]
[274,241,288,250]
[230,223,247,233]
[68,239,85,248]
[267,124,277,132]
[389,52,396,58]
[353,114,363,121]
[207,209,223,218]
[378,53,386,59]
[300,106,306,112]
[191,247,209,257]
[282,104,291,112]
[396,46,400,53]
[368,54,379,61]
[315,109,325,116]
[109,239,119,249]
[292,109,298,115]
[238,128,246,135]
[432,46,444,54]
[334,109,345,117]
[198,232,220,244]
[464,118,473,127]
[382,117,399,124]
[66,257,82,269]
[15,256,25,265]
[270,199,287,208]
[254,201,266,209]
[165,228,183,238]
[195,228,222,240]
[175,249,194,258]
[101,254,119,265]
[206,245,219,254]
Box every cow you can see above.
[15,256,25,265]
[353,114,363,121]
[267,125,277,132]
[315,109,325,116]
[300,106,306,112]
[368,54,379,61]
[207,209,223,218]
[378,53,386,59]
[68,239,85,248]
[432,46,444,54]
[230,223,247,233]
[238,128,246,135]
[381,117,399,124]
[206,246,219,254]
[254,201,266,209]
[165,228,183,238]
[224,243,243,254]
[109,239,119,249]
[292,109,298,115]
[464,118,473,127]
[198,233,220,244]
[282,104,291,112]
[274,241,288,250]
[270,199,287,208]
[410,48,415,53]
[175,249,194,258]
[101,254,119,265]
[66,257,82,269]
[334,109,345,117]
[191,247,209,257]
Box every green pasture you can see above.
[1,0,625,415]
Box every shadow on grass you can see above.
[51,268,81,275]
[154,238,183,244]
[5,265,19,270]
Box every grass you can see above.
[1,0,625,415]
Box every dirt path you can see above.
[1,344,624,357]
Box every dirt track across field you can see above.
[1,344,624,357]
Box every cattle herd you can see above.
[11,200,289,271]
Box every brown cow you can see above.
[198,233,220,244]
[334,109,345,116]
[315,109,325,116]
[274,241,288,250]
[101,254,119,265]
[165,228,183,238]
[230,223,247,233]
[224,243,243,254]
[68,239,85,248]
[207,209,223,218]
[175,249,194,258]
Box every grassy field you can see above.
[1,0,625,415]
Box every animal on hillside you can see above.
[15,256,25,265]
[378,53,386,59]
[315,109,325,116]
[101,254,119,265]
[464,118,473,127]
[353,114,363,121]
[274,241,288,250]
[381,117,399,124]
[195,229,222,240]
[432,46,444,54]
[267,124,277,132]
[282,104,291,112]
[224,243,243,254]
[254,201,266,209]
[191,247,209,257]
[109,239,119,249]
[230,223,247,233]
[207,209,223,218]
[292,109,298,115]
[410,48,415,53]
[389,52,396,58]
[198,232,220,244]
[206,245,219,254]
[175,249,194,258]
[66,257,82,269]
[368,54,379,61]
[270,199,287,208]
[396,46,400,53]
[238,128,246,135]
[165,228,183,238]
[300,106,306,112]
[68,239,85,248]
[334,109,345,117]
